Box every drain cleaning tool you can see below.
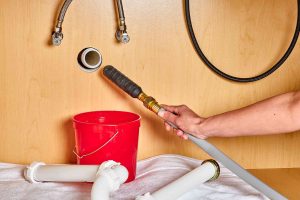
[103,65,287,200]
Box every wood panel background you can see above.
[0,0,300,168]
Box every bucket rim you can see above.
[72,110,141,126]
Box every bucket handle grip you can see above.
[73,130,119,159]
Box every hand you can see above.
[158,104,207,139]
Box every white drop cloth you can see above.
[0,154,268,200]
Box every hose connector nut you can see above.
[52,31,63,46]
[138,93,161,114]
[116,30,130,44]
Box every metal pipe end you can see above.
[52,31,63,46]
[201,159,220,181]
[116,30,130,44]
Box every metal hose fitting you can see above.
[52,0,73,46]
[52,28,63,46]
[138,92,161,114]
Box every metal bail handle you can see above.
[73,130,119,159]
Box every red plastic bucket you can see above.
[72,111,141,182]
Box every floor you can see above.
[249,168,300,199]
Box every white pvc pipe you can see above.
[91,166,128,200]
[24,161,128,200]
[81,48,102,69]
[91,176,111,200]
[78,47,102,72]
[31,164,98,182]
[136,160,219,200]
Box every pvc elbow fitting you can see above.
[92,161,128,200]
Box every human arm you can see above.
[159,91,300,139]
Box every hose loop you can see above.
[185,0,300,82]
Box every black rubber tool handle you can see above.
[103,65,143,98]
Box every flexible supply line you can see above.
[52,0,129,45]
[115,0,130,43]
[52,0,73,45]
[57,0,73,28]
[185,0,300,82]
[102,65,287,200]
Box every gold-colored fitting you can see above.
[201,159,220,181]
[138,92,161,114]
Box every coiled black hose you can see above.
[185,0,300,82]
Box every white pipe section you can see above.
[81,48,102,69]
[78,47,102,72]
[29,163,98,182]
[91,165,128,200]
[136,160,219,200]
[24,161,128,200]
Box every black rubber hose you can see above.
[185,0,300,82]
[103,65,143,98]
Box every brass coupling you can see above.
[201,159,220,181]
[138,92,161,114]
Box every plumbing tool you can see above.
[103,65,287,200]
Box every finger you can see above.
[161,111,178,125]
[160,104,181,115]
[176,130,183,137]
[164,122,172,131]
[182,134,188,140]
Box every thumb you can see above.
[158,109,178,124]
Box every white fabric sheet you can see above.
[0,154,269,200]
